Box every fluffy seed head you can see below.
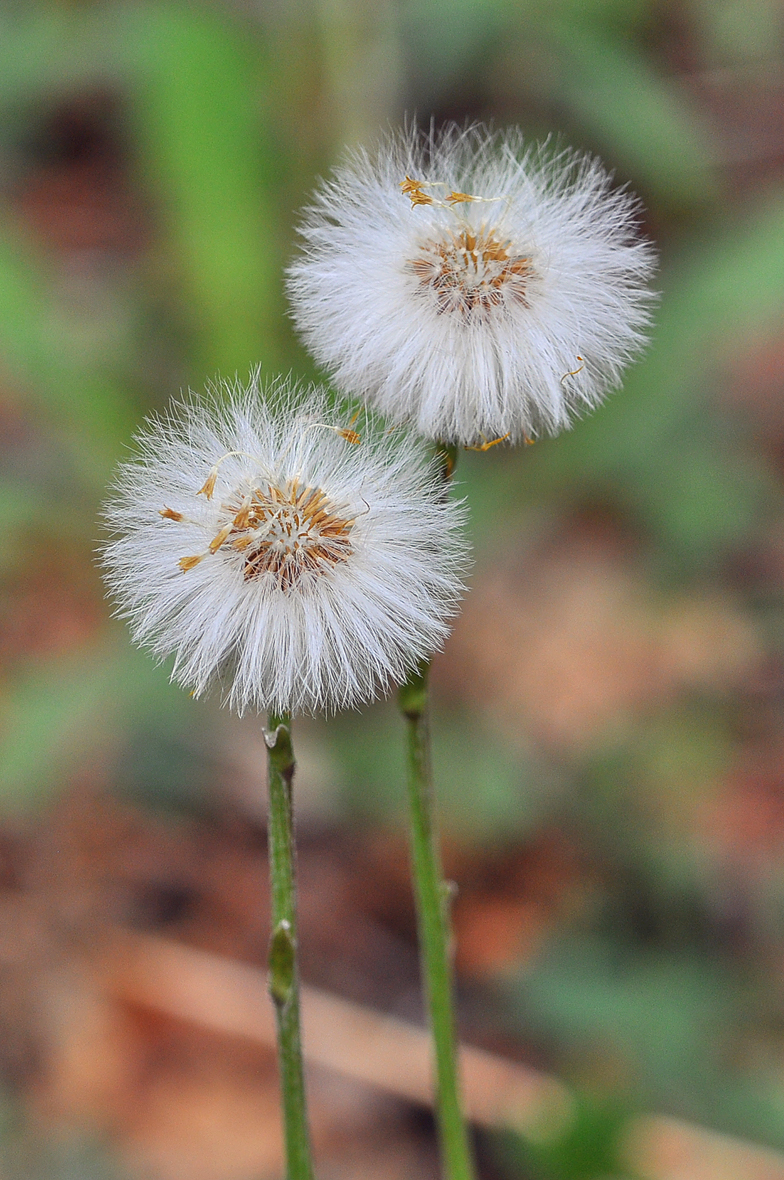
[100,376,468,716]
[287,124,657,446]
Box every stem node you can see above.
[268,919,296,1008]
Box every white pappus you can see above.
[100,376,469,716]
[287,123,657,447]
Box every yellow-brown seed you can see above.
[446,190,476,205]
[208,524,233,554]
[182,478,355,588]
[465,432,511,452]
[400,176,434,207]
[197,468,218,500]
[408,227,533,315]
[179,554,205,572]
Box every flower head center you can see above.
[408,227,533,318]
[227,478,354,588]
[174,477,355,589]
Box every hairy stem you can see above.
[399,659,476,1180]
[266,713,314,1180]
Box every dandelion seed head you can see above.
[201,476,355,589]
[287,124,657,446]
[100,375,469,716]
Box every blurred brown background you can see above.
[2,1,784,1177]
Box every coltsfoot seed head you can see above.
[100,375,469,716]
[287,124,657,446]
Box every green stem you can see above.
[266,713,314,1180]
[399,661,476,1180]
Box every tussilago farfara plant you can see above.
[101,121,655,1180]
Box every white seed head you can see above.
[100,375,469,716]
[287,124,657,446]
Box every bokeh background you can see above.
[2,1,784,1177]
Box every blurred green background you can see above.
[2,1,784,1178]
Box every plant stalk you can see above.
[266,713,314,1180]
[399,660,476,1180]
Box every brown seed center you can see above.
[215,478,354,590]
[408,227,533,317]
